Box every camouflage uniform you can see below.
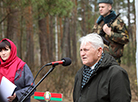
[92,11,129,64]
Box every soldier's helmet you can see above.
[97,0,113,4]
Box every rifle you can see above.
[99,13,121,46]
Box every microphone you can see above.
[46,57,71,66]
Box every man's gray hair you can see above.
[79,33,104,49]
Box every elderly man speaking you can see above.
[73,33,131,102]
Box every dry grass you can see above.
[121,65,138,102]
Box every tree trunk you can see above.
[71,0,77,63]
[55,17,58,60]
[49,15,54,61]
[38,17,48,76]
[46,14,50,60]
[0,1,5,38]
[6,8,21,57]
[25,6,34,72]
[59,17,63,58]
[135,0,138,86]
[81,0,86,36]
[127,0,130,66]
[87,0,91,33]
[62,17,69,58]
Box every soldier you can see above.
[92,0,129,64]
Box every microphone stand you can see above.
[20,65,56,102]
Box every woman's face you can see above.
[0,46,11,61]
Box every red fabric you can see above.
[0,38,25,84]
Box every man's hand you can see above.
[7,93,16,102]
[103,24,111,35]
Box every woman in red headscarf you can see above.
[0,38,35,102]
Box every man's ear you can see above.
[108,4,112,11]
[97,47,103,57]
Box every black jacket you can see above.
[73,53,131,102]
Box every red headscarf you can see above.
[0,38,25,84]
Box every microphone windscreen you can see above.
[61,57,72,66]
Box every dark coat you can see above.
[73,53,131,102]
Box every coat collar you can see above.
[96,10,116,24]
